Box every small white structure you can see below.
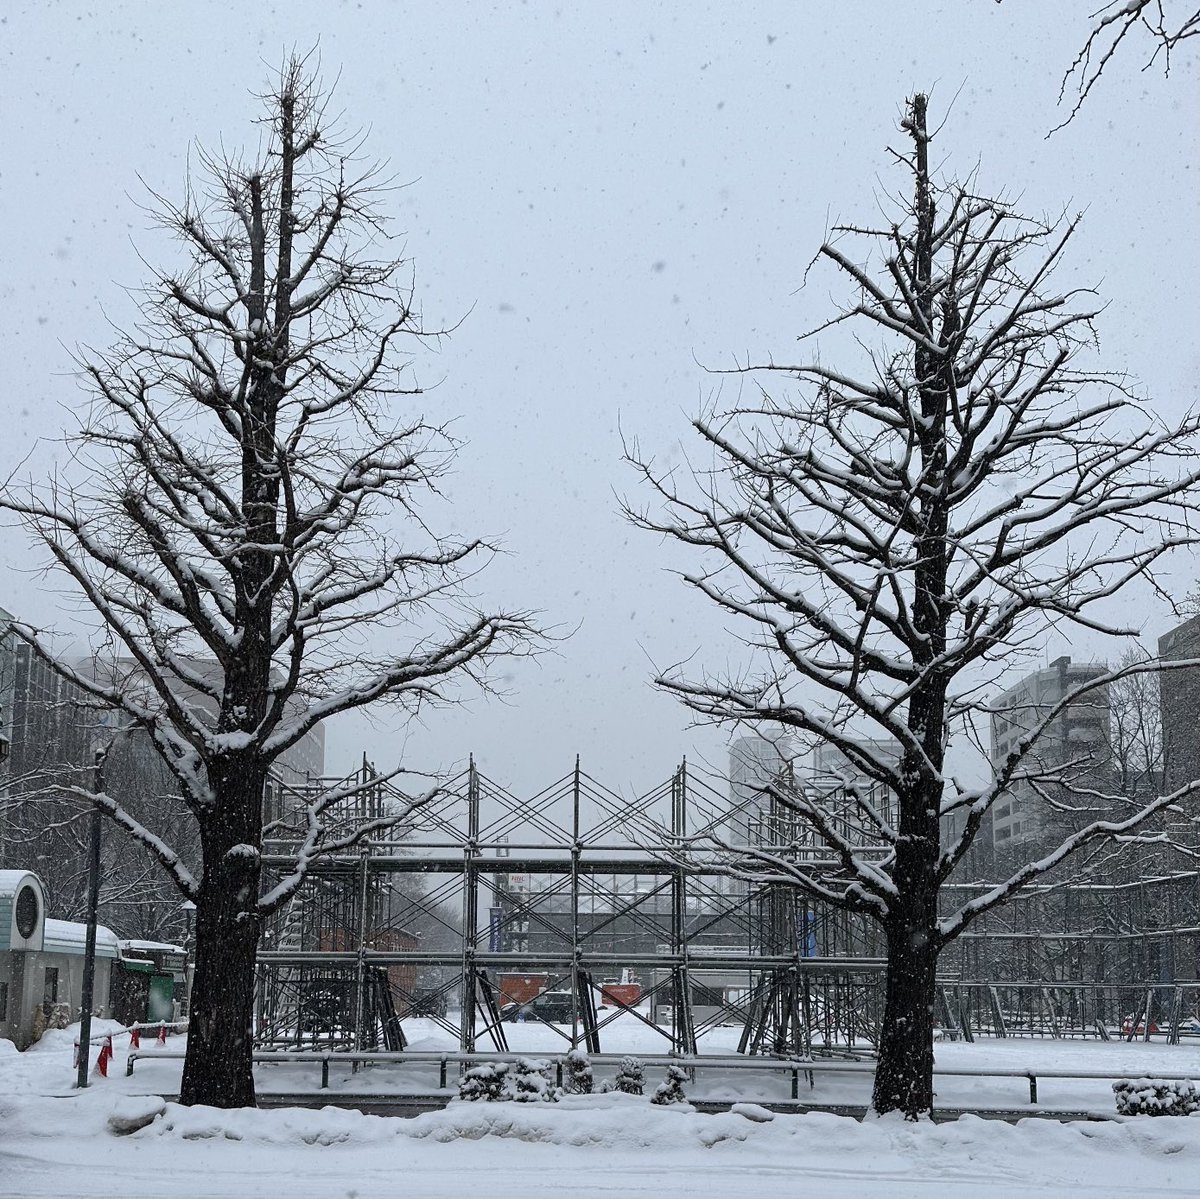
[0,870,118,1049]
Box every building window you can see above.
[0,981,8,1022]
[43,967,59,1006]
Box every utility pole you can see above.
[75,745,106,1089]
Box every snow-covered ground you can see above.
[4,1016,1200,1198]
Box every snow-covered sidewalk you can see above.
[5,1026,1200,1197]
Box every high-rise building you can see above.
[91,655,325,786]
[808,737,902,847]
[1157,615,1200,854]
[988,656,1110,850]
[727,734,794,846]
[0,612,325,934]
[811,739,901,792]
[1159,614,1200,795]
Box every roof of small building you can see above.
[0,869,43,899]
[43,918,119,959]
[119,939,185,956]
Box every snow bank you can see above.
[7,1026,1200,1198]
[31,1087,1200,1167]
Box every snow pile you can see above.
[134,1102,399,1147]
[1113,1078,1200,1117]
[91,1094,1200,1162]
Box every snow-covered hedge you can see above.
[511,1058,560,1104]
[614,1055,645,1096]
[458,1063,510,1102]
[1112,1077,1200,1117]
[564,1050,593,1095]
[650,1064,689,1106]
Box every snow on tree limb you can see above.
[58,781,201,902]
[1049,0,1199,130]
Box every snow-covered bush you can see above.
[511,1058,559,1103]
[564,1049,594,1094]
[458,1062,509,1102]
[614,1055,645,1096]
[650,1064,689,1106]
[1113,1078,1200,1116]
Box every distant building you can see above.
[93,655,325,786]
[1157,615,1200,853]
[808,737,903,848]
[811,738,901,803]
[1159,615,1200,795]
[0,612,323,935]
[0,605,15,766]
[1,632,98,893]
[989,656,1110,850]
[728,734,795,846]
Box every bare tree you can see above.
[0,59,535,1107]
[1107,649,1167,800]
[627,94,1200,1117]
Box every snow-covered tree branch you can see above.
[1014,0,1200,130]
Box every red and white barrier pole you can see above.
[96,1035,113,1078]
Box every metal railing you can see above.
[124,1047,1200,1108]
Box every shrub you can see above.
[650,1064,690,1106]
[564,1049,594,1094]
[458,1062,509,1102]
[1113,1078,1200,1116]
[614,1055,645,1096]
[512,1058,559,1103]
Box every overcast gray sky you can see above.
[1,2,1196,795]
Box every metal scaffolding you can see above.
[253,758,1200,1054]
[255,759,885,1058]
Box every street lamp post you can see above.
[75,746,106,1089]
[179,899,196,1017]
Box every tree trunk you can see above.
[872,914,939,1118]
[179,769,263,1108]
[868,88,948,1123]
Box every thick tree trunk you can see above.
[872,914,940,1118]
[868,89,948,1123]
[179,768,264,1108]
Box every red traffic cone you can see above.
[130,1027,141,1049]
[157,1024,167,1045]
[96,1036,113,1078]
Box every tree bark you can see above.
[178,767,264,1108]
[868,91,950,1121]
[872,910,939,1118]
